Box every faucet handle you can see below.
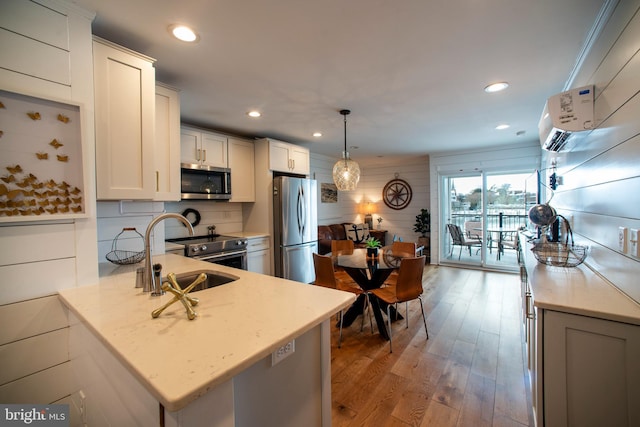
[151,264,164,296]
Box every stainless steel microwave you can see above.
[180,163,231,200]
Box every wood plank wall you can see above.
[311,153,430,244]
[0,0,97,416]
[548,0,640,304]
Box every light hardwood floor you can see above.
[330,265,533,427]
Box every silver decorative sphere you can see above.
[528,204,557,227]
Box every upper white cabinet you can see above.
[266,139,309,175]
[228,137,255,202]
[154,83,181,201]
[180,126,228,168]
[93,37,156,200]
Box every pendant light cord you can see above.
[340,109,350,162]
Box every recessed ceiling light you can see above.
[169,25,199,42]
[484,82,509,93]
[495,124,510,130]
[247,111,261,118]
[313,132,322,137]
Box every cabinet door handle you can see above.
[203,149,207,162]
[525,293,534,320]
[196,145,200,161]
[156,171,159,192]
[292,159,295,170]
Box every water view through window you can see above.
[442,172,535,270]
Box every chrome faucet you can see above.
[143,213,194,294]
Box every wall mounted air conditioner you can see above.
[538,85,594,152]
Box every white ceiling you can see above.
[70,0,606,165]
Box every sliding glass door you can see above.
[440,171,532,271]
[441,174,484,268]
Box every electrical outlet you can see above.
[618,227,627,252]
[629,229,639,257]
[271,339,295,366]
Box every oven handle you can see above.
[194,249,247,261]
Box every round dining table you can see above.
[329,246,413,340]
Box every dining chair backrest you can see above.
[464,221,482,239]
[395,256,426,302]
[331,239,354,255]
[312,253,338,289]
[447,224,465,245]
[391,241,417,257]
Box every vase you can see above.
[367,247,378,258]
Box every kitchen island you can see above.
[59,254,355,426]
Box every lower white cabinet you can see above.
[247,236,271,275]
[543,310,640,427]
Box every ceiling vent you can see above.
[538,85,594,152]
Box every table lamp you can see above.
[364,202,374,229]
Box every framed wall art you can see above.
[0,89,87,223]
[321,182,338,203]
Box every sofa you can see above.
[318,223,372,255]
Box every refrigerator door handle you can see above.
[297,184,306,236]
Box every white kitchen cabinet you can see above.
[519,262,541,425]
[543,310,640,427]
[247,236,271,275]
[154,83,181,201]
[180,126,228,168]
[93,37,156,200]
[265,138,309,175]
[228,137,255,202]
[519,234,640,427]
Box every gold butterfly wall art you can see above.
[36,152,49,160]
[57,114,70,123]
[56,154,69,162]
[27,112,41,120]
[49,139,63,149]
[6,165,22,174]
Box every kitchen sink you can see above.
[166,270,239,292]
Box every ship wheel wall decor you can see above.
[382,175,412,210]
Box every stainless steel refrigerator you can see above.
[273,176,318,283]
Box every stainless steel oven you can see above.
[192,249,247,270]
[166,234,248,270]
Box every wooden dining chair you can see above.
[331,240,355,282]
[391,241,417,256]
[370,256,428,353]
[384,241,418,286]
[312,253,372,347]
[331,239,355,255]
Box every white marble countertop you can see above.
[521,235,640,325]
[59,255,354,411]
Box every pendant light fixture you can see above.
[332,109,361,191]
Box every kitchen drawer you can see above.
[247,237,270,252]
